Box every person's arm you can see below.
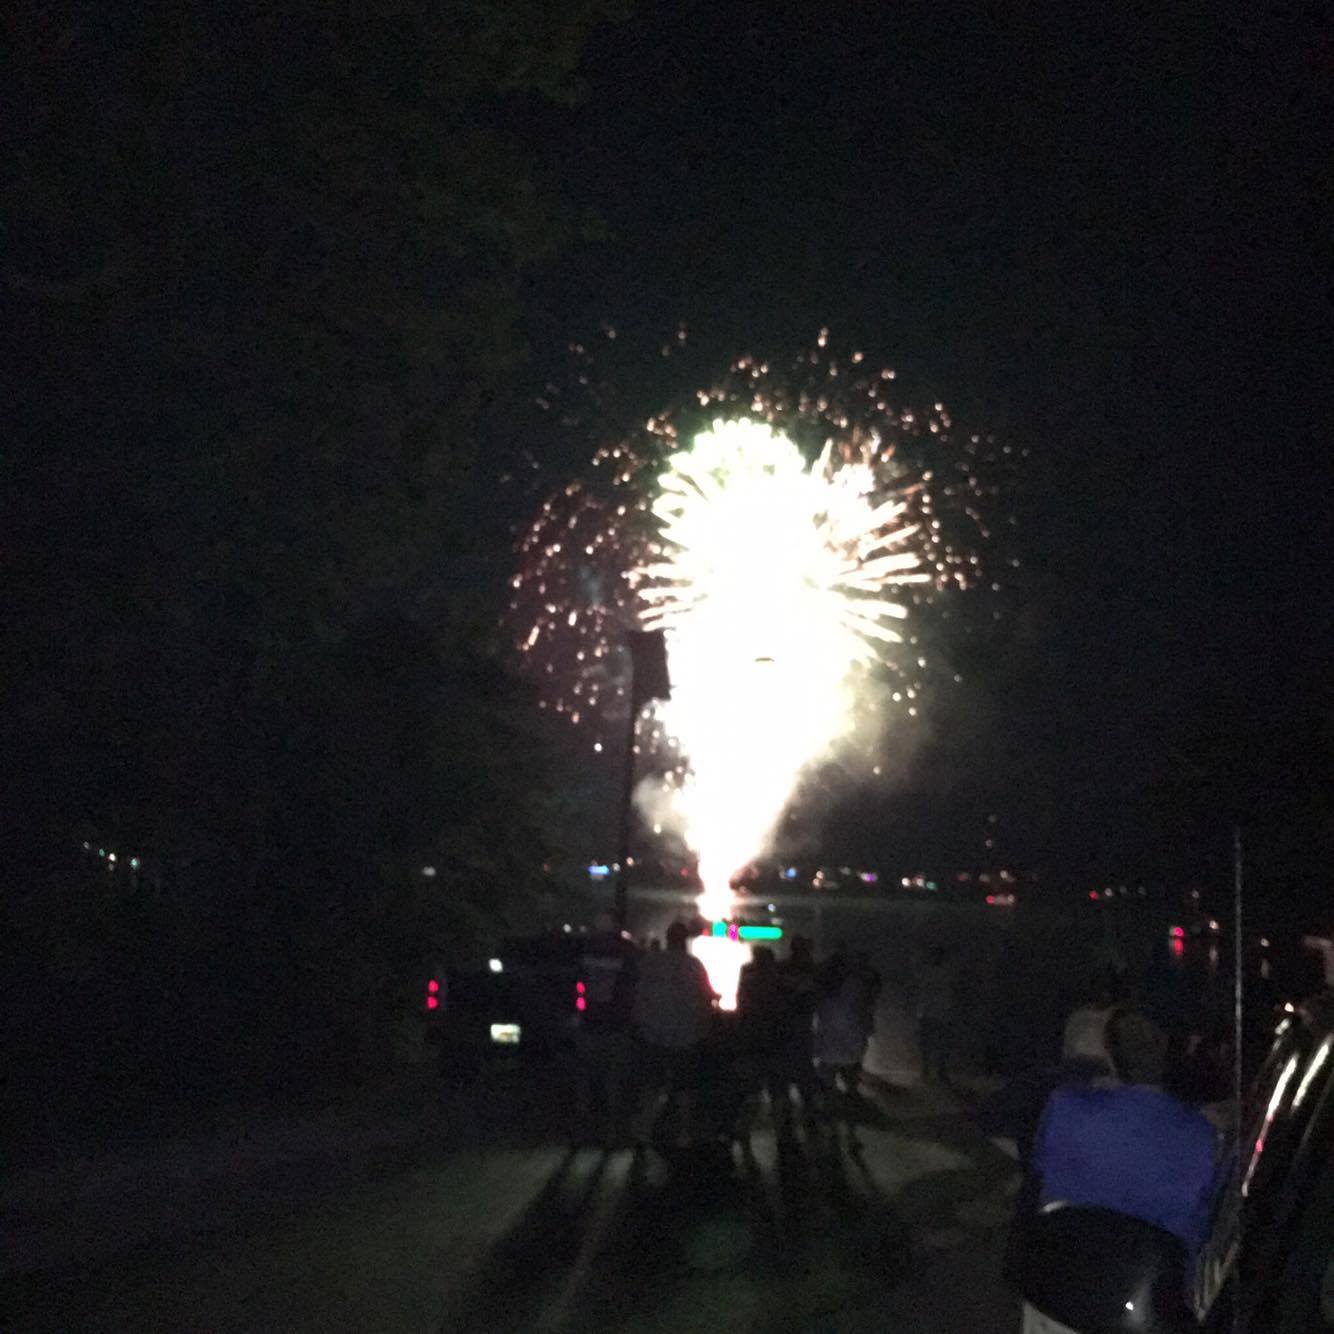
[1182,1115,1225,1258]
[1027,1090,1062,1192]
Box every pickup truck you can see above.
[421,927,639,1076]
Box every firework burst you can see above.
[637,417,928,653]
[507,332,1012,915]
[633,416,933,913]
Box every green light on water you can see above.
[708,921,783,940]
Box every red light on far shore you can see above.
[985,894,995,905]
[426,996,439,1010]
[1088,891,1099,901]
[1169,926,1185,938]
[427,979,440,993]
[575,997,587,1012]
[576,981,586,994]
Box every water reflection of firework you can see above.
[508,333,1011,915]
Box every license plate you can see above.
[489,1023,521,1045]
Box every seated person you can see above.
[1034,1008,1217,1253]
[1019,1010,1219,1334]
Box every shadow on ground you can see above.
[437,1087,979,1334]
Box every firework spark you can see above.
[635,418,930,914]
[507,334,1013,931]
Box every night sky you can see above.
[8,2,1331,908]
[513,1,1333,894]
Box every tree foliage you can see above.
[4,0,623,1099]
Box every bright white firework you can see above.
[635,418,930,919]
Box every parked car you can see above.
[1194,987,1334,1331]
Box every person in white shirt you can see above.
[814,960,871,1133]
[1060,970,1122,1077]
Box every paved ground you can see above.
[8,993,1023,1334]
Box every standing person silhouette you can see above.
[631,920,715,1149]
[737,945,787,1134]
[776,935,821,1134]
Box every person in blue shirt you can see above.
[1032,1007,1218,1254]
[1019,1009,1219,1333]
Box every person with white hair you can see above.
[1018,1009,1218,1333]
